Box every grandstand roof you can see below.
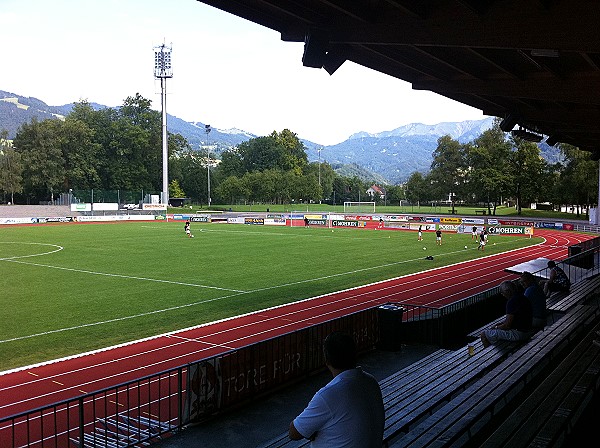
[197,0,600,158]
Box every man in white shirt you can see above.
[289,332,385,448]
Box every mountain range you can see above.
[0,90,558,184]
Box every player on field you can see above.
[477,229,486,250]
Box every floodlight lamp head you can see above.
[154,43,173,78]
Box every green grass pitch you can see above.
[0,221,541,371]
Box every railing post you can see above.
[178,367,184,430]
[78,396,85,446]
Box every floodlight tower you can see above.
[205,124,212,208]
[153,43,173,206]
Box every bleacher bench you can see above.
[387,304,600,448]
[547,274,600,313]
[480,323,600,447]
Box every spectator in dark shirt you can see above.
[481,280,533,348]
[541,260,571,296]
[520,271,547,330]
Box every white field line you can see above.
[0,237,532,347]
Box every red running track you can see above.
[0,229,593,419]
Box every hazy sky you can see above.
[2,0,487,146]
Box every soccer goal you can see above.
[343,201,376,213]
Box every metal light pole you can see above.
[153,43,173,206]
[318,147,322,204]
[205,124,211,208]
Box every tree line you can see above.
[0,94,597,215]
[404,123,598,216]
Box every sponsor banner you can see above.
[74,215,155,222]
[142,203,167,210]
[386,215,410,222]
[487,218,499,225]
[306,219,327,226]
[438,224,460,231]
[440,217,462,224]
[456,224,484,234]
[345,214,375,221]
[245,217,264,225]
[305,214,326,220]
[426,217,440,223]
[332,220,366,228]
[92,202,118,211]
[386,222,411,230]
[461,218,485,225]
[536,222,565,230]
[71,203,91,212]
[487,226,526,234]
[265,218,286,226]
[45,217,73,223]
[191,216,211,223]
[266,214,285,219]
[498,220,535,227]
[410,223,435,231]
[0,217,38,225]
[228,217,246,224]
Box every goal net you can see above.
[343,201,376,213]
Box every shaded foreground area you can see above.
[152,345,437,448]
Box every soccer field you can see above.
[0,221,541,371]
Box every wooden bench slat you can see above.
[388,304,600,448]
[481,325,600,447]
[548,275,600,312]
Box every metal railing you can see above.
[0,367,184,448]
[0,308,378,448]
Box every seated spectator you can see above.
[481,280,533,348]
[289,331,384,447]
[541,260,571,297]
[520,271,547,330]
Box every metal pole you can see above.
[597,160,600,225]
[154,42,172,207]
[161,77,169,206]
[206,125,211,208]
[318,147,322,204]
